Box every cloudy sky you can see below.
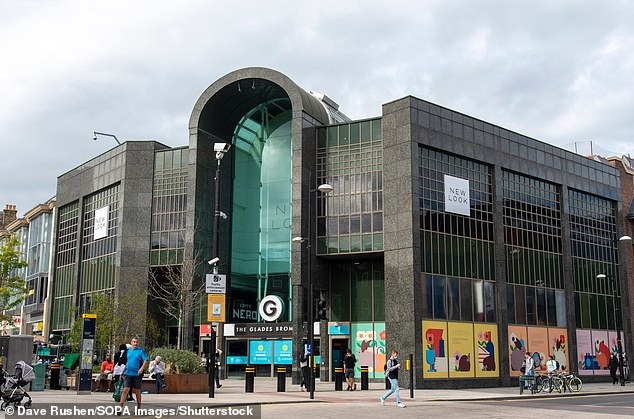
[2,1,633,217]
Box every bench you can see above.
[518,374,536,395]
[90,374,157,393]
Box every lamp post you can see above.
[292,182,332,400]
[208,142,231,398]
[92,131,121,145]
[597,234,632,387]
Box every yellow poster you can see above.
[207,294,226,322]
[508,325,527,376]
[448,322,474,378]
[422,320,448,378]
[474,324,499,378]
[527,327,549,372]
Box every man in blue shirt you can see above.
[118,337,149,411]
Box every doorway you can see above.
[331,338,348,381]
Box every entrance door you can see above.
[331,339,348,381]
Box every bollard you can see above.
[334,367,344,391]
[245,367,255,393]
[50,363,61,390]
[360,365,369,390]
[276,367,286,392]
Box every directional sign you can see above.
[206,273,227,294]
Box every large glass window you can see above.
[316,119,383,255]
[231,98,293,322]
[328,260,384,322]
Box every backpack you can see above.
[555,360,560,370]
[112,379,124,402]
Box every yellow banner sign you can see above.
[207,294,226,322]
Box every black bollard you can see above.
[334,367,344,391]
[409,353,414,399]
[245,366,255,393]
[276,367,286,392]
[50,363,60,390]
[360,365,369,390]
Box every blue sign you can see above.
[329,324,350,335]
[274,340,293,364]
[225,356,248,365]
[249,340,272,364]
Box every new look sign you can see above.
[444,174,471,216]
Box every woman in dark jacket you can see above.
[609,354,619,385]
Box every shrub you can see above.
[148,348,204,374]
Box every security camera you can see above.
[93,133,98,141]
[208,257,220,265]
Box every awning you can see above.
[62,353,80,369]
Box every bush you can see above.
[148,348,204,374]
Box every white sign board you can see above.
[444,174,471,216]
[206,273,227,294]
[93,206,109,239]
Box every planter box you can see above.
[163,374,208,393]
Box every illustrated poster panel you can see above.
[352,322,384,378]
[576,329,593,376]
[527,327,549,372]
[591,329,610,375]
[608,330,626,363]
[548,328,568,372]
[448,322,475,378]
[422,320,448,378]
[474,323,499,378]
[508,325,528,376]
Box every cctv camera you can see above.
[93,134,98,141]
[208,257,220,265]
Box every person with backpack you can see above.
[546,354,559,373]
[380,349,406,408]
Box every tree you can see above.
[67,281,149,354]
[0,235,28,329]
[148,256,207,350]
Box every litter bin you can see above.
[49,363,61,390]
[31,364,46,391]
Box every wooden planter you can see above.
[162,374,207,393]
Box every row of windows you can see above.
[505,247,564,289]
[79,256,115,293]
[317,119,383,256]
[56,203,79,267]
[155,148,189,171]
[568,190,617,293]
[150,249,184,266]
[328,260,385,322]
[421,275,496,323]
[422,232,495,281]
[81,185,119,261]
[575,291,617,330]
[506,284,566,327]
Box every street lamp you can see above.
[596,234,632,387]
[93,131,121,145]
[208,142,231,398]
[292,182,333,400]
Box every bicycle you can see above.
[559,369,583,393]
[536,371,564,393]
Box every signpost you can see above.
[78,314,96,394]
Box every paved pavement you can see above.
[22,377,634,407]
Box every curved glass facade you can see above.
[230,98,293,322]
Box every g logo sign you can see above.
[259,295,283,322]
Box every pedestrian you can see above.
[523,352,535,389]
[214,348,223,388]
[200,353,207,369]
[546,354,558,374]
[117,337,149,413]
[298,347,309,392]
[380,349,406,408]
[99,353,114,392]
[343,348,357,391]
[609,354,619,385]
[149,355,167,393]
[113,343,133,402]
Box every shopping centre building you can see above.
[49,67,633,388]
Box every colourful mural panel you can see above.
[351,322,386,379]
[474,323,499,377]
[527,327,548,372]
[448,322,475,378]
[508,325,527,376]
[592,330,610,375]
[576,329,593,376]
[547,328,568,371]
[422,320,449,378]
